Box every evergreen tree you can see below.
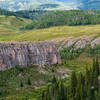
[20,81,24,87]
[40,57,100,100]
[88,87,96,100]
[52,76,57,83]
[70,71,77,98]
[27,78,31,85]
[95,56,99,76]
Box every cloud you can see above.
[0,0,6,1]
[0,0,11,1]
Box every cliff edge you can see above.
[0,42,61,70]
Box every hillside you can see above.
[0,9,51,21]
[1,11,100,42]
[0,24,99,41]
[2,10,100,29]
[23,10,100,30]
[0,15,32,36]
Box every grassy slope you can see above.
[0,15,100,41]
[0,24,100,41]
[0,15,32,36]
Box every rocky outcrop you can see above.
[0,42,61,70]
[1,36,100,71]
[91,37,100,48]
[74,36,92,50]
[59,36,100,51]
[59,36,93,50]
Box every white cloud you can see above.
[0,0,11,1]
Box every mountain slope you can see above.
[1,10,100,41]
[0,24,100,41]
[0,15,32,36]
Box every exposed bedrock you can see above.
[91,37,100,48]
[1,36,100,70]
[0,42,61,70]
[59,36,100,50]
[59,36,93,50]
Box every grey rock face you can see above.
[74,36,92,50]
[63,39,77,48]
[59,36,93,50]
[91,37,100,48]
[0,42,61,70]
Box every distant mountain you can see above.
[0,0,100,11]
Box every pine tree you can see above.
[27,78,31,85]
[88,87,96,100]
[70,71,77,98]
[52,76,57,83]
[80,85,86,100]
[97,90,100,100]
[20,81,24,87]
[95,56,99,76]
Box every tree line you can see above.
[0,8,50,20]
[23,10,100,30]
[1,9,100,30]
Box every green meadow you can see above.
[1,24,100,41]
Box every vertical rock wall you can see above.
[0,42,61,70]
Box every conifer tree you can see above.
[97,90,100,100]
[40,57,100,100]
[95,56,99,76]
[27,78,31,85]
[20,81,24,87]
[88,87,96,100]
[70,71,77,98]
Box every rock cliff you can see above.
[1,36,100,70]
[91,37,100,48]
[59,36,100,50]
[59,36,93,50]
[0,42,61,70]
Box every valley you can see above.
[0,8,100,100]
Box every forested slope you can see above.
[23,10,100,29]
[39,58,100,100]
